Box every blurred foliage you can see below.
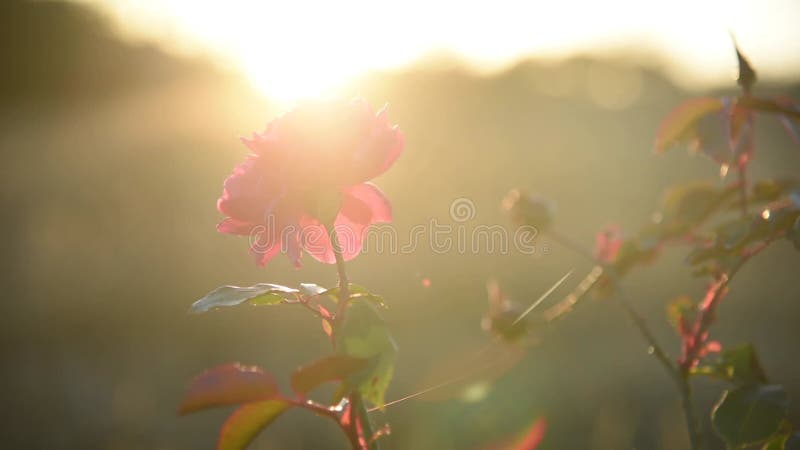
[2,1,800,449]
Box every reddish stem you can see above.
[678,239,772,372]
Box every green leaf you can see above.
[336,302,397,408]
[687,206,800,271]
[290,355,370,396]
[323,284,388,309]
[218,400,291,450]
[661,181,725,228]
[747,179,800,206]
[178,363,280,415]
[299,283,327,296]
[712,384,789,449]
[191,284,298,313]
[760,429,800,450]
[761,432,788,450]
[693,344,767,385]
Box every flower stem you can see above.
[547,230,703,450]
[677,374,703,450]
[327,224,351,323]
[324,223,374,450]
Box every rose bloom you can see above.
[217,99,404,267]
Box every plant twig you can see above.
[547,230,703,450]
[324,223,375,450]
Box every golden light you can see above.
[85,0,800,103]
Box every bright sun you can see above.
[89,0,800,103]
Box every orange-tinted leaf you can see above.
[655,97,724,154]
[218,400,290,450]
[178,363,280,415]
[510,417,547,450]
[290,355,370,396]
[321,318,333,337]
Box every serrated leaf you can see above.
[655,97,724,154]
[178,363,280,415]
[218,400,290,450]
[712,384,789,449]
[191,284,298,313]
[336,302,397,408]
[290,355,370,396]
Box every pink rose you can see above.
[217,99,404,267]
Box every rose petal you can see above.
[217,218,257,236]
[343,183,392,223]
[297,216,334,264]
[375,127,404,176]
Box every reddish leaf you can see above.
[217,400,291,450]
[594,224,623,264]
[291,355,370,396]
[655,97,724,154]
[510,417,547,450]
[178,363,280,415]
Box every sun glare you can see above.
[88,0,800,103]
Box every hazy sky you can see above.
[83,0,800,101]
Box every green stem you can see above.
[678,372,704,450]
[328,224,351,322]
[352,392,378,450]
[325,223,375,450]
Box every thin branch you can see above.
[324,223,373,450]
[546,230,703,450]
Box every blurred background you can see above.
[2,0,799,449]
